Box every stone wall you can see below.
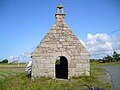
[31,22,90,78]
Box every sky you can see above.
[0,0,120,62]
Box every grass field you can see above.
[90,61,120,66]
[98,61,120,66]
[0,63,112,90]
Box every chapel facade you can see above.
[31,3,90,79]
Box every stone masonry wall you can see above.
[31,19,90,78]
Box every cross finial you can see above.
[57,2,63,9]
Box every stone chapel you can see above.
[31,3,90,79]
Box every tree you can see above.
[113,51,120,62]
[103,55,113,63]
[2,59,8,63]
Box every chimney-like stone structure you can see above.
[31,3,90,79]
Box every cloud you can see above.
[111,36,120,50]
[19,52,31,62]
[8,52,31,63]
[81,33,120,59]
[9,56,15,62]
[8,47,36,63]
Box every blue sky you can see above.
[0,0,120,61]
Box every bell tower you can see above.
[55,3,65,24]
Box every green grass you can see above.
[0,64,112,90]
[98,62,120,66]
[0,63,26,68]
[90,61,120,66]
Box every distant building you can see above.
[31,3,90,79]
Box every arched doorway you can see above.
[55,56,68,79]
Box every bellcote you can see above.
[55,3,65,24]
[56,3,64,14]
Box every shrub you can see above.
[2,59,8,63]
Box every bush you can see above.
[1,59,8,63]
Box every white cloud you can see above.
[81,33,120,59]
[8,56,19,63]
[19,52,31,62]
[8,47,35,63]
[111,36,120,50]
[9,56,15,62]
[8,52,31,63]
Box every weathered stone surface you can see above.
[31,4,90,79]
[69,63,76,68]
